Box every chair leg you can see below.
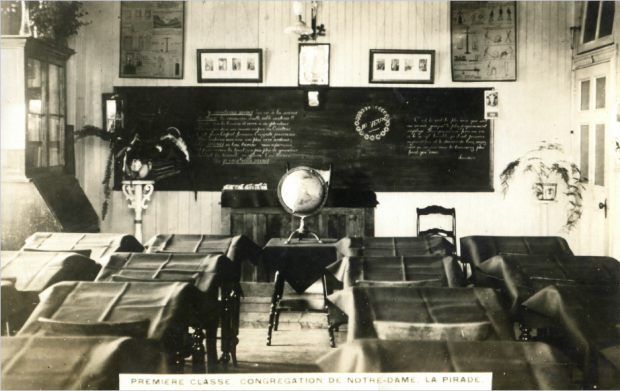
[274,310,281,331]
[267,272,283,346]
[205,326,219,372]
[231,337,239,367]
[191,327,207,374]
[328,324,336,348]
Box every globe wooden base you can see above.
[284,216,323,244]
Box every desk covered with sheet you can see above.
[144,234,262,266]
[1,336,167,390]
[18,281,209,342]
[475,254,619,316]
[460,236,573,268]
[262,238,340,293]
[335,237,455,258]
[327,286,513,341]
[522,285,620,365]
[317,340,579,389]
[1,251,100,292]
[96,253,239,299]
[21,233,144,262]
[326,255,466,289]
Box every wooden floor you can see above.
[200,282,348,373]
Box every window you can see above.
[578,1,615,54]
[26,54,67,175]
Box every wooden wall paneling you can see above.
[439,1,449,81]
[155,191,168,237]
[210,192,221,234]
[176,191,190,234]
[392,1,401,49]
[344,1,354,86]
[383,2,393,49]
[187,191,202,234]
[264,1,276,86]
[353,1,362,85]
[327,0,338,86]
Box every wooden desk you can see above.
[220,190,377,282]
[262,238,340,347]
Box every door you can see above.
[572,56,616,256]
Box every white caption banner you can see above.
[120,373,492,390]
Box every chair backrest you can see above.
[416,206,456,249]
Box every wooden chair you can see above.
[416,206,457,250]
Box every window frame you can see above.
[577,1,616,54]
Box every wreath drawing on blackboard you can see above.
[499,142,586,232]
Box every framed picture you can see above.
[119,1,184,79]
[369,50,435,84]
[197,49,263,83]
[450,1,517,82]
[299,43,330,86]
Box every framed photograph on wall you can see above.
[369,50,435,84]
[197,49,263,83]
[119,1,184,79]
[450,1,517,82]
[299,43,330,86]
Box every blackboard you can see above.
[113,87,493,192]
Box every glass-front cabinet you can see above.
[24,39,72,176]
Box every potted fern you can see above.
[499,142,586,232]
[74,124,193,221]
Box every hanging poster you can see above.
[119,1,185,79]
[451,1,516,82]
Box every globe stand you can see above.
[284,216,322,244]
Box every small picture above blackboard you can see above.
[451,1,517,82]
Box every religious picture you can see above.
[404,59,413,71]
[299,44,330,86]
[204,58,213,72]
[376,59,385,71]
[391,59,399,71]
[232,58,241,71]
[247,58,256,71]
[484,90,500,118]
[419,59,428,71]
[219,58,227,71]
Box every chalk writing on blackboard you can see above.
[196,110,300,165]
[406,118,488,159]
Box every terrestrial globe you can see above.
[277,166,331,243]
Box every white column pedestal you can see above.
[121,180,155,243]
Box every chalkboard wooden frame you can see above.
[369,50,436,84]
[112,87,495,193]
[196,49,263,83]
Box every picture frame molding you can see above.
[196,49,264,83]
[368,49,436,84]
[298,43,331,87]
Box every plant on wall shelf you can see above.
[1,1,90,42]
[499,142,586,232]
[74,125,193,221]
